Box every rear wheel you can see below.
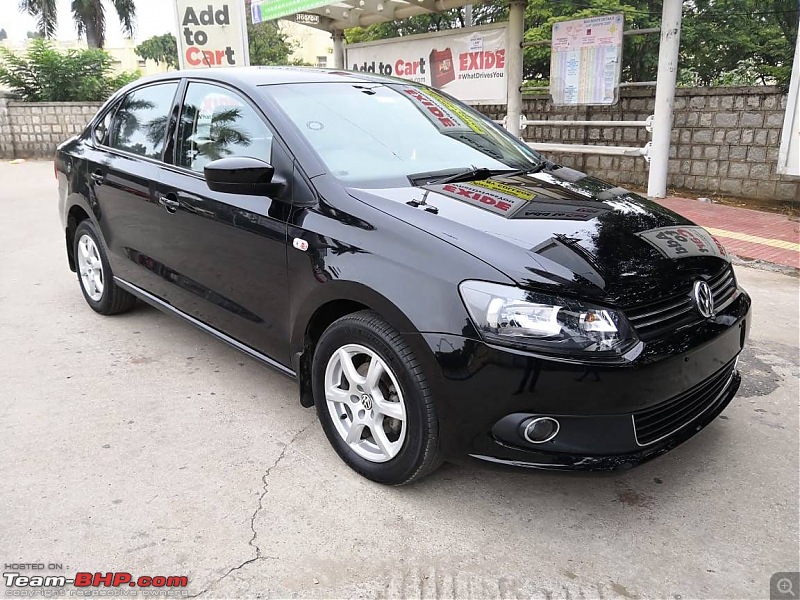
[312,311,442,485]
[73,220,136,315]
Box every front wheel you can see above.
[312,311,442,485]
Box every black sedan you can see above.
[56,67,750,484]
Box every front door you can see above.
[154,81,292,366]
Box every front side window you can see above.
[109,82,178,159]
[176,82,273,173]
[264,82,542,186]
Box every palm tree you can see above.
[19,0,136,49]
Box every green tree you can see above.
[135,33,178,68]
[245,0,300,65]
[680,0,798,85]
[345,4,507,43]
[18,0,137,49]
[0,38,138,101]
[522,0,661,84]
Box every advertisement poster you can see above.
[550,14,624,106]
[174,0,250,69]
[345,25,508,105]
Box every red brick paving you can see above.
[656,196,800,270]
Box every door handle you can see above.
[90,170,104,186]
[158,194,180,214]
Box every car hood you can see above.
[346,168,731,307]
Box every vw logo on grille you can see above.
[693,280,715,318]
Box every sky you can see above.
[2,0,178,45]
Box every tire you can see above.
[73,220,137,315]
[312,311,442,485]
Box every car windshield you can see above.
[263,81,542,187]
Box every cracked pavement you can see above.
[1,160,798,598]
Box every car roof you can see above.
[139,66,401,87]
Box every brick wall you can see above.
[478,86,798,203]
[0,93,102,159]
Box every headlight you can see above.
[459,280,638,356]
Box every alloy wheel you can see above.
[77,234,104,302]
[324,343,407,463]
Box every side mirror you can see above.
[204,156,284,195]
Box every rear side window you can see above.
[108,82,179,159]
[176,82,273,173]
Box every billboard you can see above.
[550,14,624,106]
[174,0,250,69]
[251,0,330,22]
[345,25,509,105]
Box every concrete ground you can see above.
[1,160,798,599]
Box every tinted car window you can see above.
[176,82,273,173]
[109,82,178,159]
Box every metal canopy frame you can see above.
[279,0,485,32]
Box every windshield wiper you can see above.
[428,161,549,185]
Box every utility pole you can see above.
[647,0,683,198]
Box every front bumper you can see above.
[417,290,751,471]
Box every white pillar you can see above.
[505,0,526,139]
[332,30,345,69]
[647,0,682,198]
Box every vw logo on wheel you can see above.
[360,393,373,410]
[693,280,715,318]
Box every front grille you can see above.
[632,359,737,446]
[625,267,738,340]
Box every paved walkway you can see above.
[657,197,800,270]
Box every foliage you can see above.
[18,0,136,48]
[345,3,506,44]
[135,33,179,68]
[522,0,661,85]
[0,39,139,101]
[680,0,797,86]
[343,0,799,87]
[244,0,306,65]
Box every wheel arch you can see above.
[65,203,93,272]
[291,282,422,408]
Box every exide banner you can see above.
[345,25,508,105]
[174,0,249,69]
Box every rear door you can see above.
[85,81,180,295]
[153,81,292,365]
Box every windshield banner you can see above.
[345,25,508,105]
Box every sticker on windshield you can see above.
[637,226,729,259]
[401,87,485,134]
